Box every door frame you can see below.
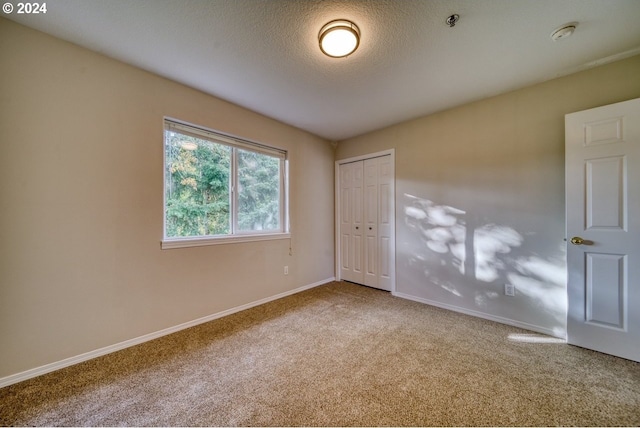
[335,149,396,292]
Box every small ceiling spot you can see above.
[550,22,578,41]
[446,14,459,28]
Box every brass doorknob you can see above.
[570,236,584,245]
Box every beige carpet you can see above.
[1,281,639,426]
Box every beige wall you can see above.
[0,18,335,380]
[337,55,640,337]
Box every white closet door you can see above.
[377,155,393,291]
[338,155,393,292]
[364,158,379,288]
[339,161,364,284]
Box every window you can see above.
[162,119,288,249]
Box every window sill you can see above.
[161,232,291,250]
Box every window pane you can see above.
[237,149,280,232]
[165,130,231,237]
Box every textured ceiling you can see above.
[6,0,640,140]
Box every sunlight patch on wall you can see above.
[404,194,467,275]
[402,192,567,336]
[508,255,567,337]
[430,277,463,297]
[475,291,500,307]
[474,224,523,282]
[440,283,463,297]
[516,256,566,286]
[405,206,427,220]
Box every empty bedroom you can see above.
[1,0,639,426]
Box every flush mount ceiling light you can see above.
[550,22,578,41]
[319,19,360,58]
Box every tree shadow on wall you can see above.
[402,193,566,338]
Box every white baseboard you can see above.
[392,291,561,338]
[0,277,335,389]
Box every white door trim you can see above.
[335,149,396,292]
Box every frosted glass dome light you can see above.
[319,20,360,58]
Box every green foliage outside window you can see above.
[165,131,231,237]
[238,149,280,231]
[165,129,282,238]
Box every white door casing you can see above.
[336,151,395,292]
[565,97,640,362]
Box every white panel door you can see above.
[339,161,364,284]
[377,155,393,291]
[565,97,640,362]
[337,153,394,292]
[364,158,379,288]
[352,161,364,282]
[339,163,352,281]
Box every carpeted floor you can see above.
[1,281,639,426]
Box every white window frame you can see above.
[162,118,290,249]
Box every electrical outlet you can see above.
[284,266,289,275]
[505,283,515,296]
